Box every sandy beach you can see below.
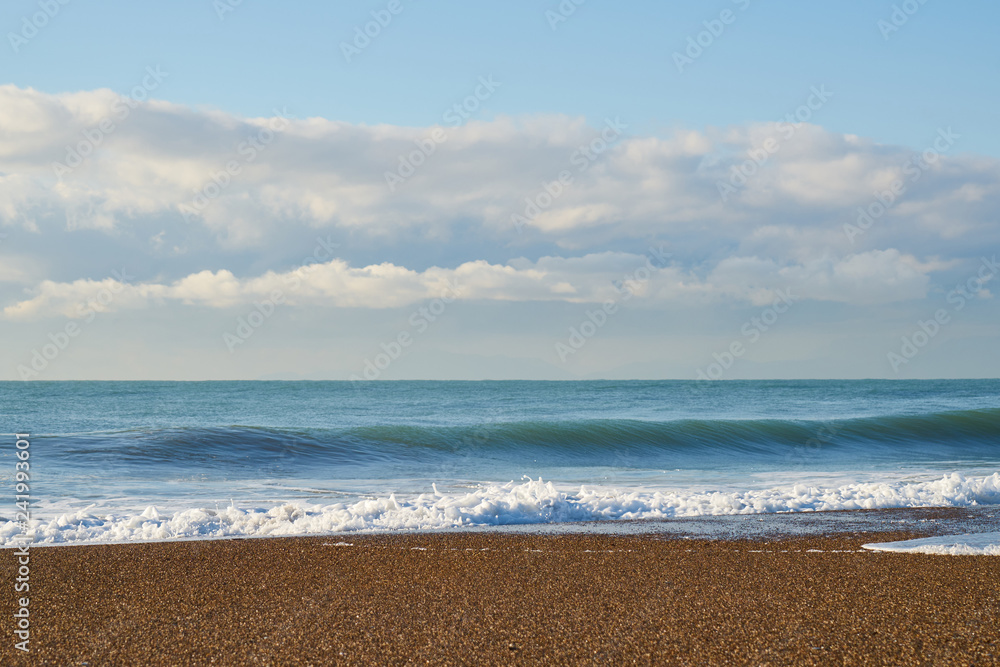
[3,520,999,665]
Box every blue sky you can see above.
[4,0,999,153]
[1,0,998,380]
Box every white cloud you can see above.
[2,249,946,320]
[0,85,994,324]
[0,85,997,257]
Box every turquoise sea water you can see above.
[2,379,999,544]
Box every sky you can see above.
[0,0,998,380]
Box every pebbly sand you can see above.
[2,527,999,665]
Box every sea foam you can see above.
[863,532,1000,555]
[3,472,1000,547]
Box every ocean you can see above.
[2,379,1000,546]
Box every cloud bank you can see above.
[1,85,997,322]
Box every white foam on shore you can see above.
[3,472,1000,547]
[863,532,1000,555]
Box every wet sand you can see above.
[3,528,999,665]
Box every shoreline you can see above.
[7,504,998,550]
[3,509,1000,664]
